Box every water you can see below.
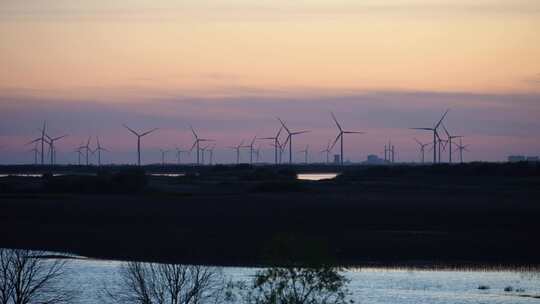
[64,259,540,304]
[297,173,338,181]
[149,173,185,177]
[0,173,64,177]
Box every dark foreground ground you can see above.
[0,163,539,267]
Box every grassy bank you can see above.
[1,163,539,267]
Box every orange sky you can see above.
[1,0,540,99]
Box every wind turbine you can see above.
[27,121,48,165]
[410,109,449,164]
[93,136,108,166]
[208,144,216,165]
[123,124,158,166]
[229,140,246,164]
[278,118,310,164]
[330,112,365,166]
[321,140,332,164]
[74,145,84,165]
[175,147,189,165]
[254,146,261,163]
[441,123,462,164]
[298,145,309,164]
[260,127,283,165]
[28,143,40,165]
[190,126,213,166]
[413,138,431,164]
[454,138,470,163]
[45,133,68,165]
[246,136,258,164]
[78,137,93,166]
[200,145,210,165]
[159,149,169,166]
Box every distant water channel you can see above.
[297,173,338,180]
[64,258,540,304]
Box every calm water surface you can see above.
[65,259,540,304]
[297,173,338,180]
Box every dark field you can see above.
[0,163,539,267]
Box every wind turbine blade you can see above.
[330,112,343,131]
[343,131,364,134]
[141,128,158,136]
[291,130,310,135]
[410,128,433,131]
[282,135,290,148]
[330,133,341,150]
[277,118,290,133]
[259,137,275,140]
[123,124,139,136]
[26,138,41,145]
[435,109,450,129]
[190,140,198,152]
[54,135,68,141]
[190,125,198,139]
[276,126,283,138]
[413,138,422,146]
[442,123,451,138]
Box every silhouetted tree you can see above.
[226,266,352,304]
[0,249,74,304]
[103,262,225,304]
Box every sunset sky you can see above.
[1,0,539,164]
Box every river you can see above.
[63,258,539,303]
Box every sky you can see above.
[0,0,539,164]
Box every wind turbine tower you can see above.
[45,133,68,165]
[411,109,449,164]
[260,127,283,165]
[229,141,246,164]
[414,138,431,164]
[321,140,331,164]
[159,149,169,166]
[175,147,189,165]
[298,145,309,164]
[123,124,158,166]
[278,118,310,164]
[94,136,108,166]
[190,126,213,166]
[29,143,40,165]
[441,123,462,164]
[454,138,470,163]
[330,112,364,166]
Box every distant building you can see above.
[508,155,526,162]
[366,154,384,164]
[333,154,340,164]
[527,156,539,162]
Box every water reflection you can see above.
[63,259,540,304]
[297,173,338,181]
[0,173,64,178]
[149,173,185,177]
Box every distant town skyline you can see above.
[1,0,539,164]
